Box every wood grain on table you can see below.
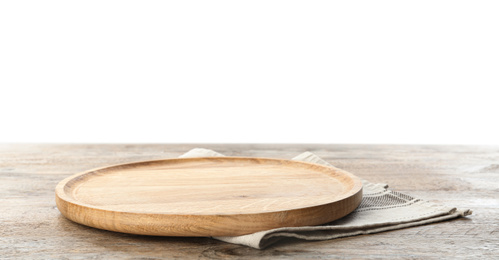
[1,144,497,259]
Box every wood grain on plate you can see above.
[55,156,363,236]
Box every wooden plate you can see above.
[55,157,363,237]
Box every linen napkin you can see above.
[179,148,472,249]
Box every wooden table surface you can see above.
[1,144,497,259]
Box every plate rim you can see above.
[56,156,362,215]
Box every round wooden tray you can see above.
[55,157,363,236]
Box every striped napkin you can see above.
[179,148,472,249]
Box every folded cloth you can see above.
[180,148,472,249]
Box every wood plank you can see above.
[1,144,498,259]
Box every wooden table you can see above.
[1,144,497,259]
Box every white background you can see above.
[1,1,498,144]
